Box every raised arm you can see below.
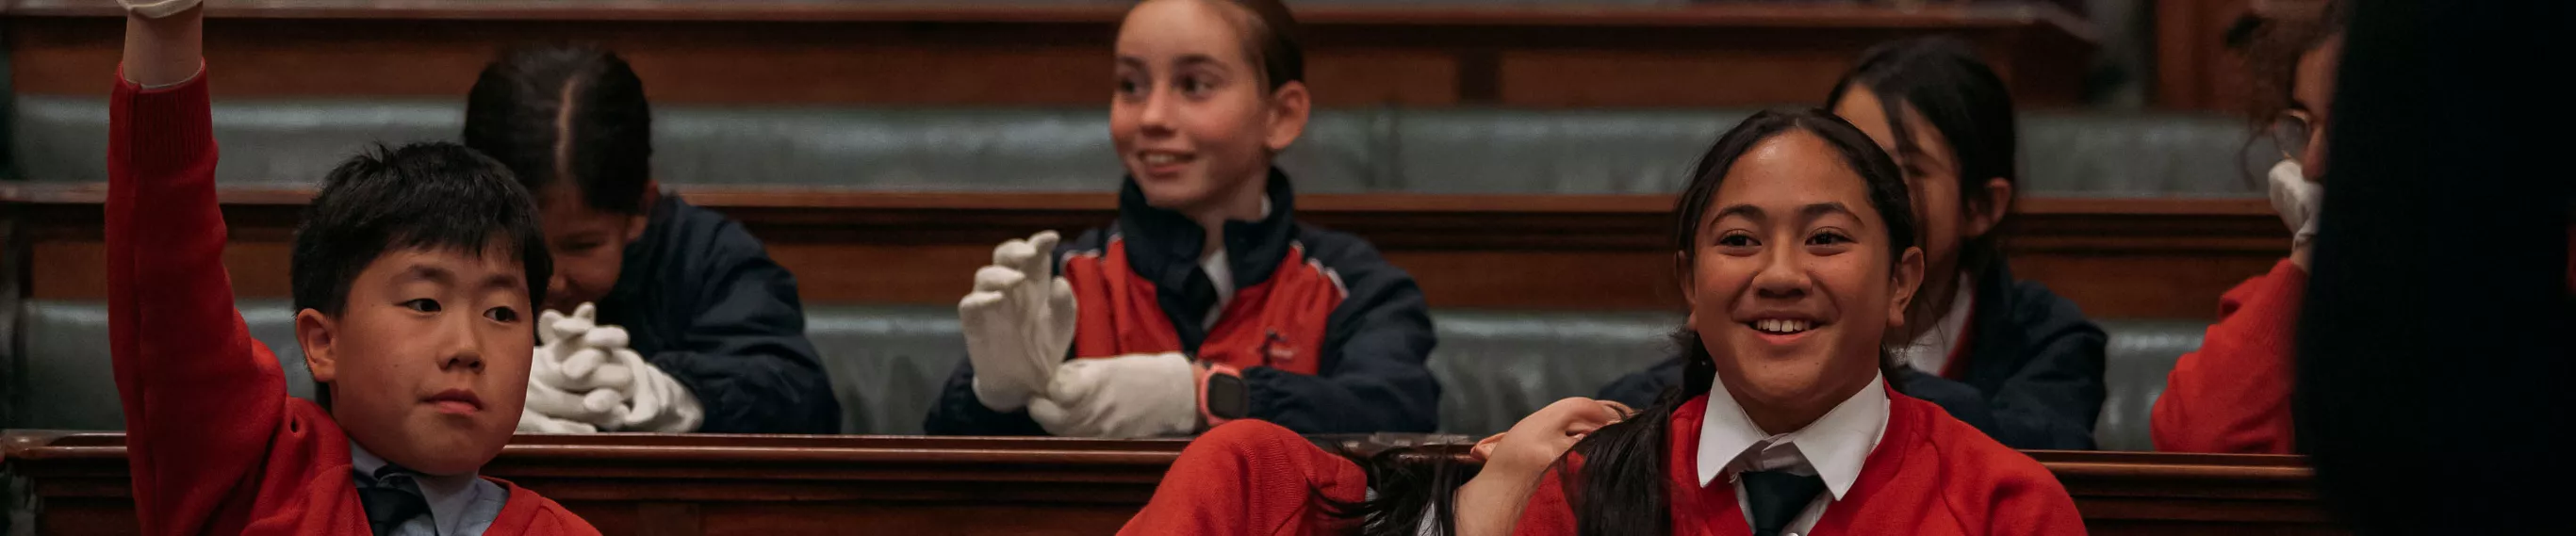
[107,5,293,535]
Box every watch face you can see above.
[1206,374,1250,419]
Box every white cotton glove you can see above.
[119,0,201,19]
[517,407,597,434]
[523,303,705,432]
[525,304,632,430]
[1026,352,1202,439]
[602,341,705,433]
[2268,159,2323,252]
[960,231,1078,412]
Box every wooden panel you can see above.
[2154,0,2256,111]
[1500,49,1856,107]
[4,432,2343,535]
[0,187,2281,317]
[5,1,2094,108]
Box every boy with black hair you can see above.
[108,2,595,533]
[463,44,837,434]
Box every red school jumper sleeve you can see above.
[1118,420,1370,536]
[2151,258,2307,454]
[107,70,296,535]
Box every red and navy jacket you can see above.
[926,171,1441,435]
[1599,262,2108,450]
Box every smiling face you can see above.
[1109,0,1308,217]
[1684,131,1923,432]
[298,243,535,476]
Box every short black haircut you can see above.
[292,142,553,317]
[291,143,551,408]
[463,43,655,215]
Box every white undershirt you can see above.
[1698,374,1891,536]
[1195,199,1271,330]
[1895,274,1976,377]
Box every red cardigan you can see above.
[2150,259,2306,454]
[106,72,596,535]
[1511,388,2086,536]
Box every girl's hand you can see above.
[1453,398,1632,536]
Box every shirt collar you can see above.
[1895,273,1977,373]
[350,442,488,536]
[1697,373,1891,500]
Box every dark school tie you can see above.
[357,464,430,536]
[1742,470,1829,536]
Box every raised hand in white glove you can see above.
[2267,158,2323,270]
[960,231,1078,412]
[119,0,202,19]
[1026,352,1201,439]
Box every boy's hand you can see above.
[960,231,1077,412]
[1452,398,1631,536]
[120,0,202,19]
[1025,352,1199,438]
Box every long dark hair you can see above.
[1824,37,2015,285]
[462,44,655,215]
[1340,109,1916,536]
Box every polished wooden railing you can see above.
[3,431,2338,535]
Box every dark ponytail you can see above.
[1825,37,2015,281]
[462,44,654,215]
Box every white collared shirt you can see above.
[1196,198,1272,330]
[350,442,509,536]
[1895,274,1976,377]
[1698,374,1891,536]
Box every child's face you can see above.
[534,186,645,313]
[1832,87,1967,285]
[298,244,536,476]
[1110,0,1305,215]
[1684,132,1922,430]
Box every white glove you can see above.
[525,304,632,430]
[119,0,202,19]
[2268,158,2322,252]
[1026,352,1201,439]
[602,342,704,433]
[524,303,705,432]
[960,231,1078,412]
[517,407,597,434]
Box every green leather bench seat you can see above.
[6,300,2203,450]
[8,98,2270,198]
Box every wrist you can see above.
[1454,468,1543,536]
[1195,363,1249,429]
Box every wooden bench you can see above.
[2,0,2096,108]
[0,185,2285,318]
[3,431,2338,535]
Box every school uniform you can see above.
[107,72,595,535]
[1514,379,2087,536]
[592,193,840,433]
[2150,259,2305,454]
[1600,263,2108,449]
[926,171,1441,435]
